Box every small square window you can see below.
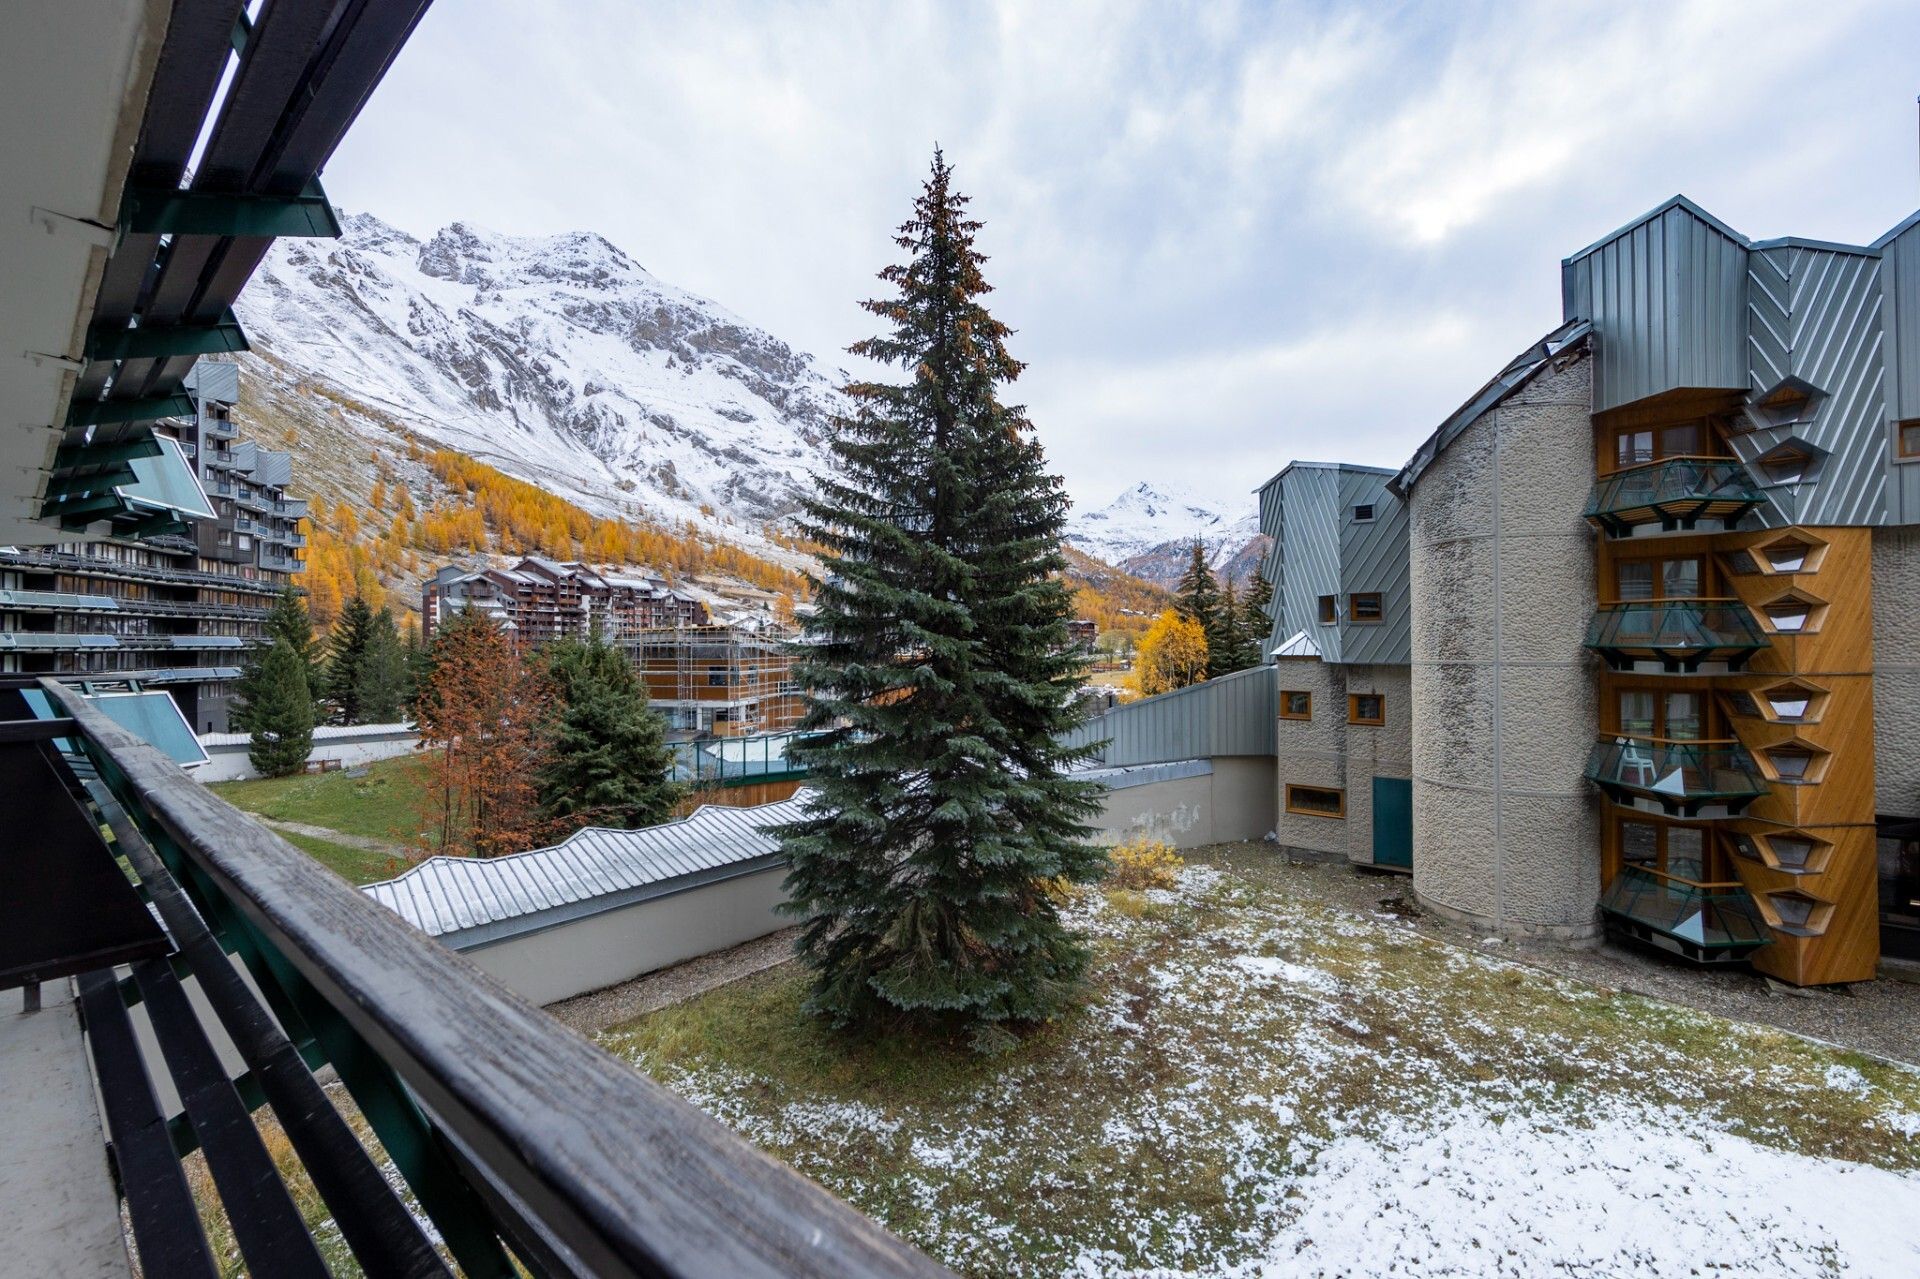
[1352,503,1376,522]
[1317,595,1338,625]
[1286,784,1345,818]
[1280,690,1312,720]
[1348,693,1385,726]
[1898,420,1920,458]
[1349,592,1384,623]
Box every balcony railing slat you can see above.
[44,680,951,1279]
[91,790,453,1279]
[76,969,222,1279]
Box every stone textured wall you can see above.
[1874,524,1920,819]
[1272,658,1348,855]
[1408,350,1602,937]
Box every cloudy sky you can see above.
[325,0,1920,519]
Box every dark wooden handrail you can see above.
[44,680,950,1279]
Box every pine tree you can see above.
[235,590,320,731]
[326,596,376,723]
[352,607,412,724]
[1239,569,1275,665]
[1174,540,1227,675]
[1210,576,1259,675]
[246,640,315,778]
[776,150,1107,1052]
[536,634,680,831]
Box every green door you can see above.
[1372,777,1412,869]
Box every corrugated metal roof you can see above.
[1272,630,1320,658]
[198,721,415,748]
[1063,664,1277,767]
[363,791,810,946]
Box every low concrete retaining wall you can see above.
[195,723,420,782]
[1086,755,1278,848]
[458,864,791,1007]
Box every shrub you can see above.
[1106,836,1183,891]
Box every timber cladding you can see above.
[1594,524,1879,984]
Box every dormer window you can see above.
[1752,437,1829,487]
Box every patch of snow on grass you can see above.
[1224,1104,1920,1279]
[1231,955,1339,995]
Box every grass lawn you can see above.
[273,828,410,886]
[212,753,432,852]
[602,859,1920,1278]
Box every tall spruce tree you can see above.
[536,634,680,830]
[1211,577,1259,674]
[1239,568,1275,663]
[246,639,315,777]
[352,607,412,724]
[326,596,376,723]
[235,589,320,731]
[776,150,1107,1052]
[1175,540,1228,676]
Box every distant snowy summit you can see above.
[1065,482,1268,589]
[236,212,848,531]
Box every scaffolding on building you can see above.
[622,624,802,740]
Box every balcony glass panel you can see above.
[1585,600,1769,665]
[1585,736,1768,807]
[1601,865,1771,952]
[1583,458,1764,534]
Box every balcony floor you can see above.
[0,982,131,1279]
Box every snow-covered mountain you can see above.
[1065,482,1267,588]
[235,213,845,535]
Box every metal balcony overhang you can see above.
[1584,735,1769,818]
[1584,599,1769,673]
[1582,457,1765,537]
[1600,865,1772,963]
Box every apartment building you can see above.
[622,621,802,740]
[0,362,304,732]
[1260,196,1920,984]
[421,556,710,643]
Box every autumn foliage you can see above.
[1135,609,1208,695]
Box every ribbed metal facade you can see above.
[1562,199,1750,414]
[1255,462,1408,663]
[1562,196,1920,530]
[1063,663,1276,767]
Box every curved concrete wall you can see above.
[1874,524,1920,819]
[1407,349,1601,937]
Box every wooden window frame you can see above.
[1348,592,1384,624]
[1897,419,1920,461]
[1348,693,1385,726]
[1317,595,1338,625]
[1286,784,1346,819]
[1279,690,1313,721]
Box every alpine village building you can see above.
[0,361,304,733]
[1258,196,1920,986]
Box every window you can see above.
[1348,693,1385,726]
[1286,784,1346,818]
[1349,592,1384,624]
[1898,420,1920,459]
[1613,422,1705,469]
[1317,595,1337,625]
[1352,503,1376,522]
[1280,690,1312,720]
[1760,447,1810,484]
[1615,556,1701,601]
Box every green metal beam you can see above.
[41,466,139,502]
[85,310,249,362]
[121,180,341,239]
[51,434,164,477]
[65,392,195,428]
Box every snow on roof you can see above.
[199,721,415,748]
[362,790,809,946]
[1272,630,1322,658]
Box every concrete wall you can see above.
[1088,756,1276,849]
[456,865,791,1007]
[1270,659,1413,865]
[1874,524,1920,819]
[1407,348,1603,938]
[195,724,419,782]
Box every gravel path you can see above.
[1197,842,1920,1066]
[547,926,804,1035]
[256,816,410,857]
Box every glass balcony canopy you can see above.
[1585,599,1769,673]
[1584,735,1768,817]
[1600,865,1772,963]
[1583,457,1764,537]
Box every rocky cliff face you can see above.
[235,213,846,535]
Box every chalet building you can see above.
[0,361,305,733]
[421,556,710,643]
[1259,196,1920,984]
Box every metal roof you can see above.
[364,792,810,948]
[1390,319,1592,498]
